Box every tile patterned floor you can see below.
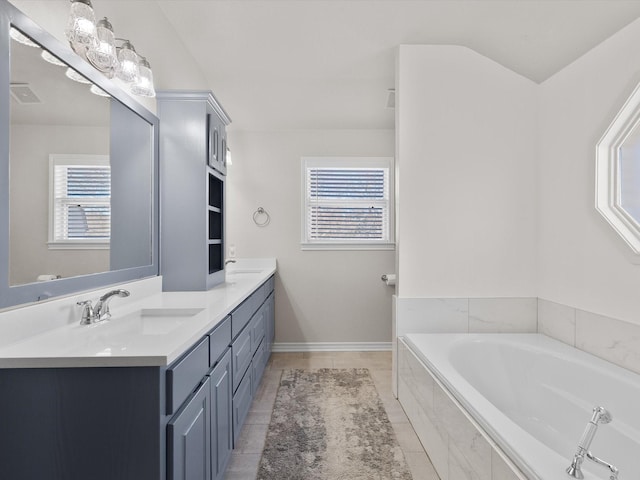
[224,351,440,480]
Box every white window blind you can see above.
[49,155,110,248]
[302,157,394,250]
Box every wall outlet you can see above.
[228,245,236,258]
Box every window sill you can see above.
[47,242,109,250]
[301,242,395,251]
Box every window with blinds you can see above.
[49,155,110,248]
[302,157,394,250]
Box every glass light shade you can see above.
[87,17,118,72]
[90,84,110,97]
[129,57,155,97]
[9,27,39,48]
[65,0,97,54]
[41,50,66,67]
[116,41,139,83]
[65,67,92,85]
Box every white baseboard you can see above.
[272,342,392,352]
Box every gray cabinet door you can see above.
[168,377,212,480]
[207,107,227,176]
[210,350,233,480]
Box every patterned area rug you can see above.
[257,368,413,480]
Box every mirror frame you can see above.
[0,0,160,309]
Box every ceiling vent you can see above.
[10,83,41,104]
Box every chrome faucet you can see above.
[225,259,236,265]
[567,406,619,480]
[77,289,130,324]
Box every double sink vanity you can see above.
[0,259,276,480]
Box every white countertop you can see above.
[0,258,276,368]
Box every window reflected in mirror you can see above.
[8,27,153,286]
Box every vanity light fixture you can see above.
[65,67,92,85]
[115,40,140,83]
[9,27,39,47]
[41,49,67,67]
[89,84,110,98]
[86,17,118,74]
[64,0,156,97]
[129,56,156,98]
[65,0,97,55]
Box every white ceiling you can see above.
[11,0,640,131]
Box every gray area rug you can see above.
[257,368,413,480]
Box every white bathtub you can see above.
[402,333,640,480]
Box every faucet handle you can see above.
[76,300,94,325]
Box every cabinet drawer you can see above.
[209,316,231,366]
[260,277,273,301]
[167,336,210,415]
[232,367,252,446]
[230,278,274,339]
[231,327,252,392]
[231,293,259,339]
[265,275,275,294]
[250,305,266,356]
[251,339,267,396]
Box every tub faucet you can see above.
[225,259,236,265]
[566,406,619,480]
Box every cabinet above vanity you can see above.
[157,91,231,292]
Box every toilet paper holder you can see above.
[381,274,396,286]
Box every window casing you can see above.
[301,157,394,250]
[48,154,110,249]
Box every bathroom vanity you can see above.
[0,261,275,480]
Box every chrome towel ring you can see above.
[253,207,271,227]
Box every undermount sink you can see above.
[110,308,205,335]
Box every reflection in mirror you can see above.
[8,27,152,287]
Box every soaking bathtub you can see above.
[398,333,640,480]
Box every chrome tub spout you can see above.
[567,406,618,480]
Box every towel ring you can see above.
[253,207,271,227]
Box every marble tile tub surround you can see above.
[395,296,640,375]
[538,298,640,375]
[395,297,538,337]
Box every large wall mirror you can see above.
[0,1,159,308]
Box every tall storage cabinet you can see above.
[157,91,231,291]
